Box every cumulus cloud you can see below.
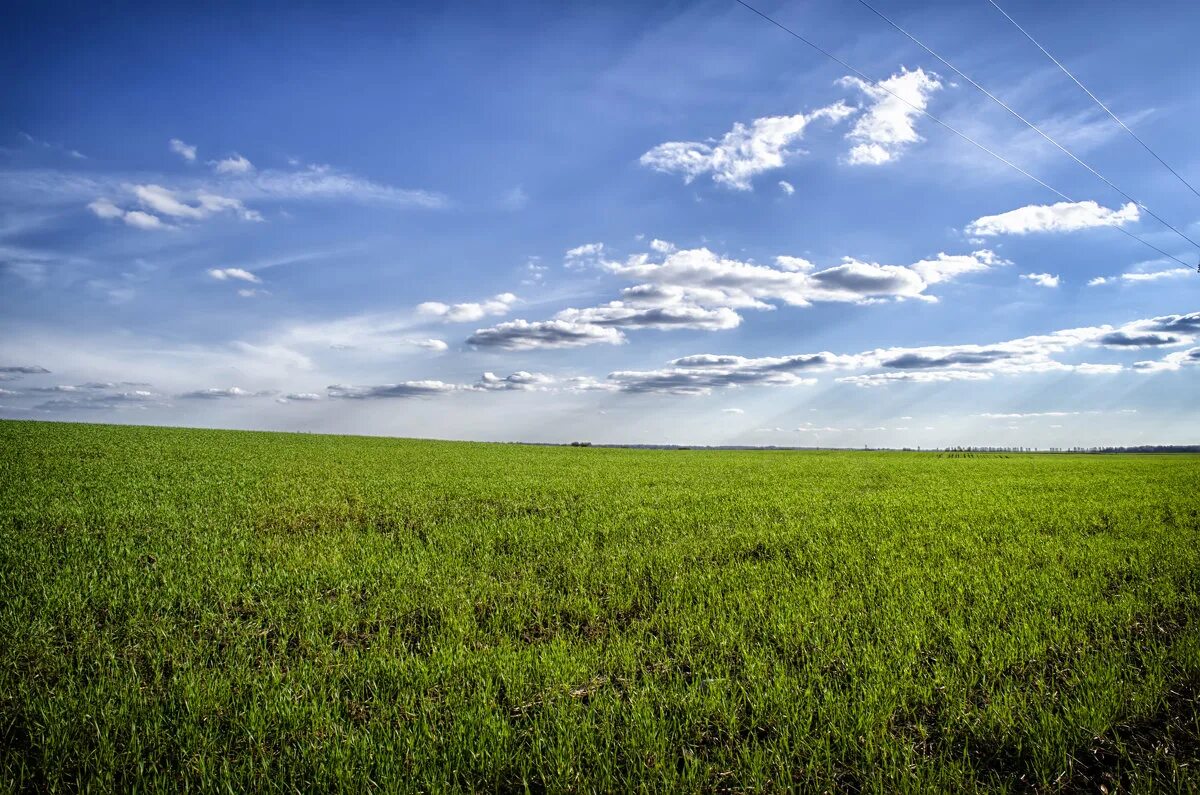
[208,267,261,283]
[466,319,626,351]
[169,139,197,162]
[840,67,942,165]
[608,367,816,395]
[1098,330,1184,347]
[1133,347,1200,372]
[553,302,741,331]
[213,154,254,174]
[1093,312,1200,350]
[910,250,1006,284]
[1021,272,1060,288]
[410,338,449,352]
[327,381,459,399]
[474,244,1002,352]
[778,180,795,196]
[417,293,518,323]
[476,371,556,391]
[32,387,166,411]
[275,392,322,403]
[178,386,268,399]
[603,310,1196,394]
[640,102,855,190]
[967,200,1138,236]
[605,246,1002,309]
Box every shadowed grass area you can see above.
[1,419,1198,792]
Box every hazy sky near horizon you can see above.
[2,0,1198,447]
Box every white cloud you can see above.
[134,184,203,218]
[476,371,556,391]
[1021,272,1060,288]
[13,162,448,220]
[640,102,855,190]
[417,292,518,323]
[276,392,321,404]
[774,255,815,272]
[909,250,1006,285]
[179,386,261,399]
[411,338,449,352]
[966,201,1138,236]
[473,244,1002,352]
[122,210,168,230]
[605,246,1002,309]
[31,388,167,412]
[1133,347,1200,372]
[89,198,169,230]
[169,139,197,162]
[132,184,263,222]
[240,164,446,208]
[566,242,605,259]
[603,310,1196,393]
[1089,267,1191,286]
[466,319,626,351]
[87,198,123,219]
[213,154,254,174]
[778,180,795,196]
[257,312,451,358]
[840,67,942,165]
[208,267,261,283]
[554,301,741,331]
[327,381,459,399]
[722,408,745,414]
[608,366,816,395]
[89,184,263,229]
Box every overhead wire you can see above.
[732,0,1194,269]
[985,0,1200,201]
[854,0,1200,256]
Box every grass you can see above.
[1,419,1198,793]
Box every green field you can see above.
[1,420,1198,792]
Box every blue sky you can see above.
[2,0,1198,446]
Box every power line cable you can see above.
[986,0,1200,201]
[854,0,1200,255]
[732,0,1194,269]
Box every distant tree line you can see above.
[934,445,1200,454]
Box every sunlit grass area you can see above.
[2,420,1198,791]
